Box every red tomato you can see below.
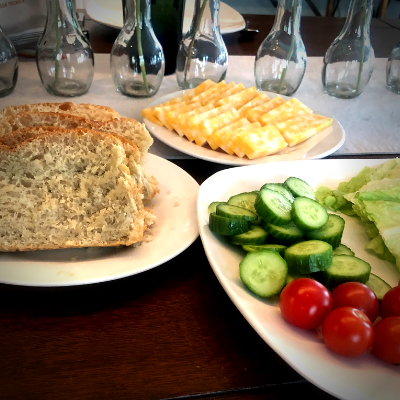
[322,307,374,357]
[279,278,332,330]
[371,317,400,365]
[330,282,379,323]
[380,286,400,318]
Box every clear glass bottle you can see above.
[322,0,375,99]
[111,0,165,98]
[254,0,306,96]
[36,0,94,97]
[176,0,228,90]
[386,41,400,95]
[0,25,18,97]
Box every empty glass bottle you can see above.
[0,25,18,97]
[176,0,228,90]
[322,0,375,99]
[254,0,306,96]
[386,41,400,95]
[111,0,164,98]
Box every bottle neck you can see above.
[189,0,220,35]
[272,0,303,34]
[341,0,374,38]
[123,0,151,26]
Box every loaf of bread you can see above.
[0,128,155,252]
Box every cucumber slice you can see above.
[239,250,288,297]
[209,213,251,236]
[228,192,261,224]
[266,221,304,244]
[260,183,295,203]
[242,243,287,256]
[284,177,316,200]
[292,197,329,231]
[332,243,355,256]
[305,214,345,249]
[284,240,333,274]
[365,273,392,301]
[322,255,371,289]
[208,201,226,215]
[255,188,292,225]
[216,204,258,222]
[229,224,268,245]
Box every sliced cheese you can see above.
[153,100,193,130]
[191,80,228,104]
[237,92,271,118]
[181,79,217,101]
[221,122,262,157]
[216,86,259,109]
[166,102,202,135]
[246,96,286,124]
[276,113,333,147]
[233,125,288,159]
[206,83,246,106]
[260,97,313,126]
[212,118,251,154]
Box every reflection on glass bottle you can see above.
[254,0,306,96]
[36,0,94,97]
[0,25,18,97]
[322,0,374,99]
[176,0,228,90]
[386,41,400,95]
[111,0,164,98]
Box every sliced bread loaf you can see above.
[0,128,152,251]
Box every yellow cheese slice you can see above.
[176,103,215,140]
[181,79,217,101]
[237,92,271,118]
[191,81,228,104]
[246,96,286,123]
[276,113,333,147]
[221,122,262,157]
[260,97,313,126]
[233,125,288,159]
[201,108,241,148]
[186,105,231,145]
[153,100,193,130]
[206,83,245,106]
[216,86,259,109]
[166,102,202,134]
[212,118,251,154]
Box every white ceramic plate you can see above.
[198,158,400,400]
[144,91,345,166]
[86,0,246,34]
[0,155,199,287]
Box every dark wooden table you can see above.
[1,14,399,400]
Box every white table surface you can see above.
[1,54,399,159]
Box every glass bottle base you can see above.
[257,80,298,97]
[45,78,91,97]
[177,77,212,90]
[0,77,16,98]
[117,80,159,98]
[386,79,400,95]
[323,83,362,99]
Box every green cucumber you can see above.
[239,250,288,297]
[284,240,333,274]
[228,192,261,224]
[305,214,345,249]
[208,201,226,215]
[260,183,295,203]
[229,224,268,245]
[265,221,304,244]
[209,213,251,236]
[321,255,371,289]
[291,197,329,231]
[216,204,258,222]
[365,273,392,301]
[242,243,287,256]
[284,177,316,200]
[255,188,292,225]
[332,243,355,256]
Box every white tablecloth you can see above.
[1,54,399,159]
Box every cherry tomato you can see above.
[371,317,400,365]
[330,282,379,323]
[279,278,332,330]
[322,307,374,357]
[380,286,400,319]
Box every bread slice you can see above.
[0,102,120,121]
[0,128,153,252]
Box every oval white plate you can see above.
[86,0,246,34]
[144,91,345,166]
[0,155,199,287]
[197,158,400,400]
